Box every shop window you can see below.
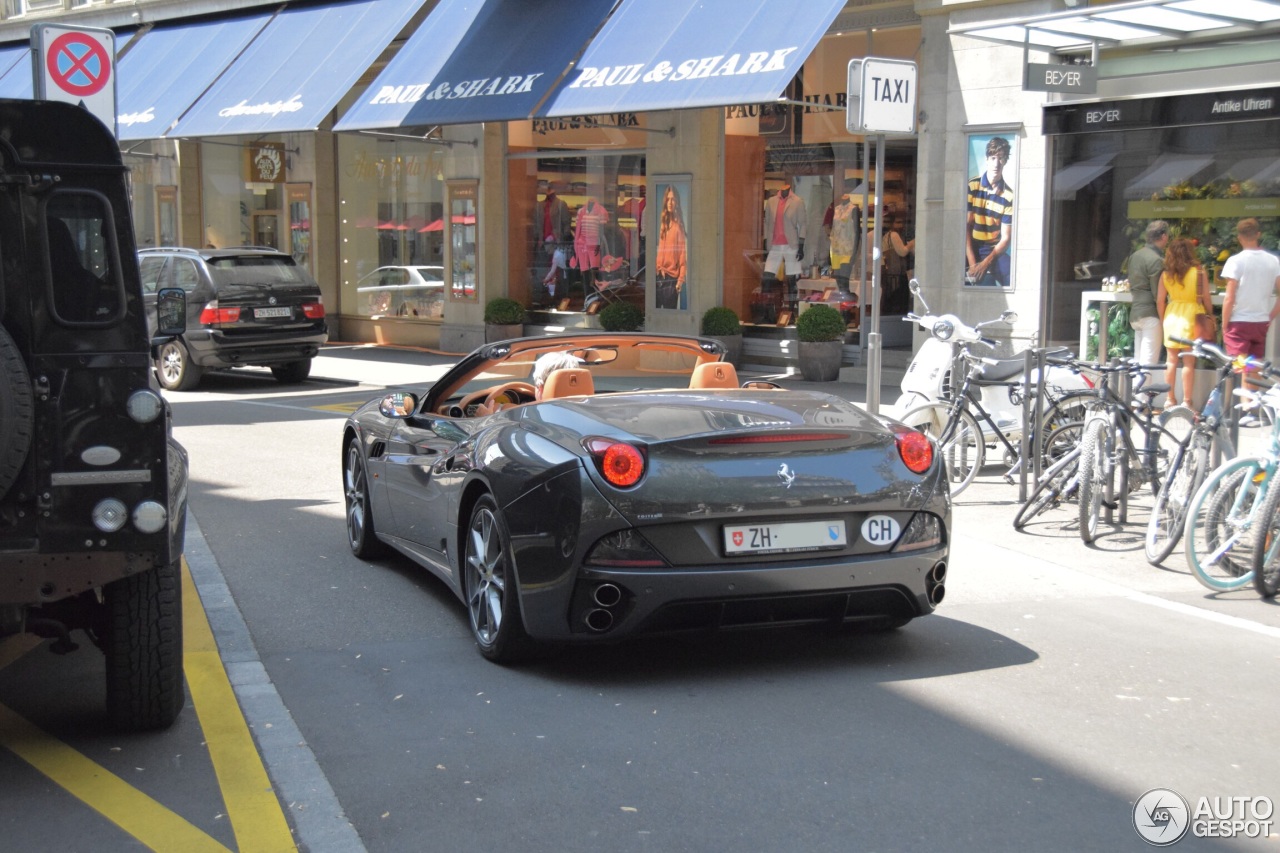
[336,133,449,320]
[509,153,645,312]
[1046,117,1280,346]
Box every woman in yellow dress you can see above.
[1157,237,1213,408]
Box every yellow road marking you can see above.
[312,402,362,413]
[0,633,40,671]
[183,561,297,853]
[0,702,231,851]
[0,564,299,852]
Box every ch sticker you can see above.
[860,515,900,545]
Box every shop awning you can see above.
[1052,154,1114,200]
[0,45,32,99]
[334,0,617,131]
[535,0,848,118]
[168,0,428,138]
[1125,154,1215,199]
[115,15,273,141]
[949,0,1280,52]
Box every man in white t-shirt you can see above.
[1221,217,1280,407]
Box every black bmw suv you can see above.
[139,246,328,390]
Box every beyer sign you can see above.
[1024,62,1097,94]
[846,57,917,135]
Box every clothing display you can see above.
[763,189,807,280]
[538,191,571,244]
[573,199,610,273]
[829,197,859,268]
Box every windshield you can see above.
[208,256,313,286]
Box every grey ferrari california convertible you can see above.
[342,333,950,662]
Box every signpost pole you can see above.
[866,132,886,414]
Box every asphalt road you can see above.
[3,352,1278,852]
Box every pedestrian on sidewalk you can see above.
[1157,237,1212,409]
[1221,217,1280,413]
[1127,220,1169,377]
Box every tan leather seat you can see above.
[541,367,594,400]
[689,362,739,389]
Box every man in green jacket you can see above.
[1128,220,1169,377]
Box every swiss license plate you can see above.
[254,306,292,319]
[723,520,846,555]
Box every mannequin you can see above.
[828,194,861,291]
[574,198,610,295]
[762,177,807,315]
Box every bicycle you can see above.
[1012,420,1086,530]
[900,347,1092,497]
[1183,381,1280,592]
[1068,358,1194,543]
[1144,338,1260,565]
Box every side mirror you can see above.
[1000,310,1019,324]
[379,392,417,418]
[908,278,921,295]
[155,287,186,336]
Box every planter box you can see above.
[797,340,843,381]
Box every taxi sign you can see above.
[32,24,117,135]
[847,57,917,135]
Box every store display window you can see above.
[508,153,645,313]
[1045,107,1280,346]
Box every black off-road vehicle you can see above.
[0,99,189,731]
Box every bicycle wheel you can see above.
[900,402,985,496]
[1039,391,1093,462]
[1013,446,1081,530]
[1145,432,1210,565]
[1077,418,1109,544]
[1183,459,1265,591]
[1149,406,1196,490]
[1250,474,1280,598]
[1042,420,1083,466]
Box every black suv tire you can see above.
[104,556,184,732]
[271,359,312,384]
[0,324,34,498]
[156,339,204,391]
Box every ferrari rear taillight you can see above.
[584,437,646,488]
[198,302,240,325]
[301,302,325,319]
[893,427,934,474]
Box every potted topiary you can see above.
[795,303,846,381]
[700,306,743,367]
[599,301,644,332]
[484,297,526,342]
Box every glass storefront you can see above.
[123,139,181,250]
[507,118,650,314]
[723,25,920,341]
[336,133,450,322]
[1045,88,1280,347]
[197,134,316,264]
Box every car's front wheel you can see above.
[344,439,387,559]
[464,495,534,663]
[271,359,312,384]
[156,340,203,391]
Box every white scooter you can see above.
[892,279,1089,443]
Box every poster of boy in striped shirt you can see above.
[965,135,1015,288]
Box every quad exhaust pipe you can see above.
[583,583,625,632]
[927,561,947,606]
[584,608,615,632]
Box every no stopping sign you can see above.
[33,24,117,134]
